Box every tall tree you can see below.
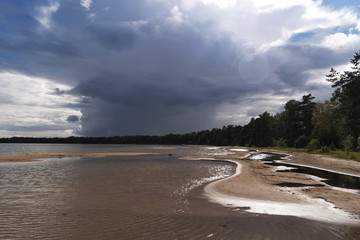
[253,112,274,147]
[283,99,301,147]
[311,100,341,147]
[327,51,360,150]
[299,94,316,136]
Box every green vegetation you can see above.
[305,139,322,152]
[1,51,359,158]
[324,150,360,162]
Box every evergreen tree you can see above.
[299,94,316,136]
[283,99,301,147]
[253,112,274,147]
[311,100,341,147]
[327,51,360,150]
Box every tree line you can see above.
[1,51,359,151]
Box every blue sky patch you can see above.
[322,0,360,13]
[289,31,316,43]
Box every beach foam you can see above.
[229,148,249,152]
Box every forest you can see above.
[1,51,359,152]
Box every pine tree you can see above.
[327,51,360,150]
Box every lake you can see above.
[0,144,347,239]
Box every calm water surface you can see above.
[0,145,348,239]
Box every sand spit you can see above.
[197,150,360,225]
[0,152,158,163]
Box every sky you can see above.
[0,0,360,137]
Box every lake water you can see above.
[0,144,348,239]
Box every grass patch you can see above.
[323,150,360,162]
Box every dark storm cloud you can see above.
[1,0,359,136]
[66,115,79,122]
[54,88,65,95]
[266,45,351,87]
[0,31,80,58]
[87,25,137,50]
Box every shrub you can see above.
[330,143,336,151]
[320,146,330,153]
[306,139,322,152]
[274,138,287,148]
[342,135,353,152]
[294,135,310,148]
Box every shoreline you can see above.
[200,148,360,225]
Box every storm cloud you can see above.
[67,115,80,123]
[1,0,360,137]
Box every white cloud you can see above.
[179,0,240,10]
[35,1,60,30]
[165,5,187,29]
[200,0,237,9]
[146,0,360,53]
[167,6,184,23]
[306,68,331,86]
[80,0,92,11]
[321,33,360,51]
[0,129,76,138]
[0,72,81,137]
[215,92,302,125]
[173,0,359,53]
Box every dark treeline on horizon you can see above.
[1,52,360,151]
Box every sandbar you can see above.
[0,152,158,163]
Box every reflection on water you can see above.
[0,145,347,239]
[277,163,360,190]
